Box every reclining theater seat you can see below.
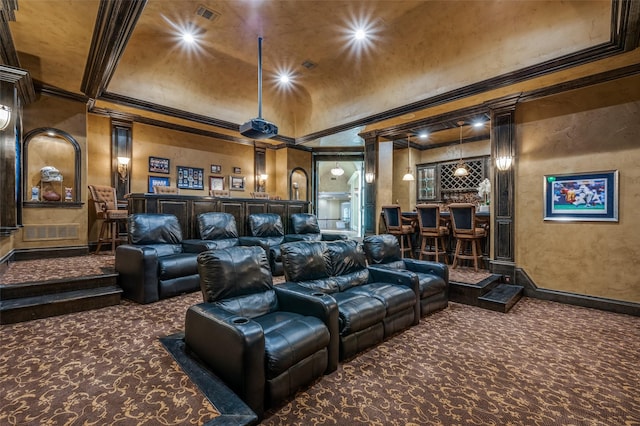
[280,239,419,361]
[284,213,348,242]
[185,246,337,419]
[182,212,239,253]
[363,234,449,316]
[240,213,286,276]
[115,213,200,304]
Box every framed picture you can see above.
[149,156,170,174]
[148,176,170,193]
[233,167,242,174]
[229,175,245,191]
[544,170,618,222]
[177,166,205,190]
[211,164,222,174]
[210,175,224,190]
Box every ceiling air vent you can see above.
[301,60,317,70]
[195,5,220,22]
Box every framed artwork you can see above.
[233,167,242,174]
[544,170,618,222]
[148,176,170,193]
[177,166,205,190]
[229,175,245,191]
[210,175,224,190]
[149,156,170,174]
[211,164,222,174]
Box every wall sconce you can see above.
[365,172,375,184]
[495,156,513,171]
[0,105,12,131]
[257,173,268,191]
[117,156,130,182]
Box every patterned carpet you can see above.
[0,255,491,285]
[3,256,637,425]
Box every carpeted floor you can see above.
[2,256,637,425]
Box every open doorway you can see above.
[314,155,363,239]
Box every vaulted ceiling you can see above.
[2,0,638,149]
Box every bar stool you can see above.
[381,205,415,258]
[415,204,449,264]
[449,203,486,271]
[88,184,128,254]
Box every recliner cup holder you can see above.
[232,317,250,324]
[311,292,326,297]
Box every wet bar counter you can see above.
[126,193,309,240]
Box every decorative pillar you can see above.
[362,131,378,236]
[488,96,518,282]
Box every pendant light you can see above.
[402,135,414,181]
[454,121,469,177]
[330,162,344,176]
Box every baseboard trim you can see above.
[517,268,639,317]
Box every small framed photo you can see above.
[177,166,205,190]
[544,170,618,222]
[148,176,170,193]
[229,175,245,191]
[211,164,222,174]
[149,156,170,174]
[233,167,242,174]
[210,175,225,191]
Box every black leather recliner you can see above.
[185,246,337,419]
[239,213,285,275]
[280,239,419,360]
[115,213,200,304]
[182,212,239,253]
[284,213,348,242]
[363,234,449,316]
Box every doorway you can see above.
[314,155,363,239]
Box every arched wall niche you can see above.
[289,167,309,202]
[23,127,82,207]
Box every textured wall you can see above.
[516,75,640,303]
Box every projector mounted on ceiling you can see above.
[240,37,278,139]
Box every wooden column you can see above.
[489,97,518,282]
[362,131,378,236]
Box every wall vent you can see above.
[195,5,220,22]
[23,224,80,242]
[301,60,317,70]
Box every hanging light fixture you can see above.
[330,162,344,176]
[0,105,11,131]
[402,135,414,181]
[454,121,469,177]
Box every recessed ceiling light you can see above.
[473,120,485,128]
[419,132,429,139]
[182,32,195,44]
[279,74,290,84]
[354,28,367,40]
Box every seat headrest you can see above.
[197,246,273,302]
[248,213,284,237]
[197,212,238,240]
[290,213,320,235]
[363,234,402,264]
[129,213,182,244]
[281,241,330,282]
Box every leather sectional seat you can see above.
[279,239,420,360]
[115,213,200,304]
[240,213,286,276]
[363,234,449,316]
[185,245,337,419]
[284,213,348,242]
[182,212,240,253]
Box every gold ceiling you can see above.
[5,0,618,147]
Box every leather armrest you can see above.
[403,259,449,283]
[275,283,339,373]
[115,244,161,304]
[185,303,266,415]
[321,234,348,241]
[367,266,420,325]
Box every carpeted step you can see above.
[449,273,502,306]
[477,283,524,313]
[0,285,122,324]
[0,274,118,300]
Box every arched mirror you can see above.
[289,167,308,201]
[23,127,81,206]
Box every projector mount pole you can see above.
[257,36,263,120]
